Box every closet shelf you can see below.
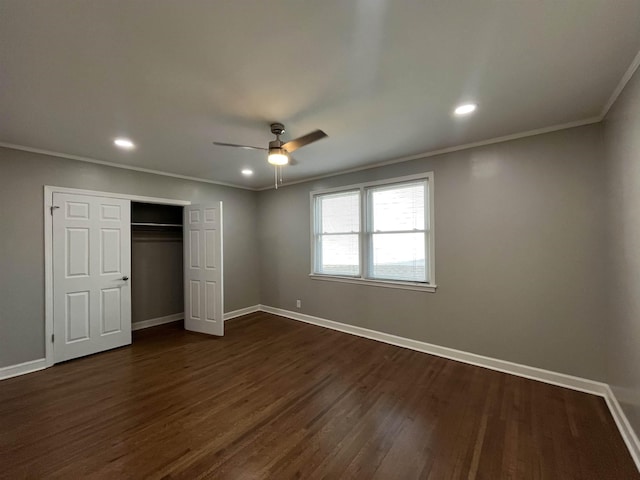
[131,222,182,227]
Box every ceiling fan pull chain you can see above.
[274,166,278,189]
[279,165,283,184]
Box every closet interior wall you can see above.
[131,202,184,328]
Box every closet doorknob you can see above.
[122,276,129,281]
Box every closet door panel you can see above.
[53,193,131,363]
[184,203,224,336]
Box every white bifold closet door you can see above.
[52,193,132,363]
[184,203,224,336]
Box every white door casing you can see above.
[52,193,131,362]
[184,203,224,336]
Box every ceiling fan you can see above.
[213,123,327,188]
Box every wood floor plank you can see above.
[0,312,637,479]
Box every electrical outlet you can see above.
[296,299,301,309]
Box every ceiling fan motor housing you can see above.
[269,123,287,160]
[268,124,289,165]
[268,139,284,150]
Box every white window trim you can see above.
[309,172,436,293]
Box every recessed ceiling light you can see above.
[114,138,135,149]
[454,103,477,115]
[241,169,253,175]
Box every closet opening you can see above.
[131,202,184,334]
[46,185,224,365]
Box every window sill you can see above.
[309,274,437,293]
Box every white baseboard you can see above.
[259,305,639,472]
[130,305,261,331]
[224,305,261,321]
[260,305,608,395]
[0,358,48,381]
[131,312,184,331]
[603,385,640,471]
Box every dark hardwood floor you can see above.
[0,312,637,479]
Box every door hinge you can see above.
[50,205,60,215]
[51,334,55,343]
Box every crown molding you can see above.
[0,142,259,191]
[600,48,640,120]
[258,115,602,191]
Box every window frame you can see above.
[310,172,436,292]
[312,188,362,278]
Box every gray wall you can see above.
[0,147,260,367]
[131,229,183,324]
[604,68,640,436]
[258,124,607,380]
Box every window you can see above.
[368,181,426,282]
[311,173,435,291]
[314,190,361,276]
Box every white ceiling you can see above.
[1,1,640,189]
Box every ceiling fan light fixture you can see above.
[268,148,289,165]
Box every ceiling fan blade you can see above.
[212,141,267,151]
[282,130,327,153]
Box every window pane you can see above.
[370,232,426,282]
[317,234,359,276]
[370,181,425,232]
[318,191,360,233]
